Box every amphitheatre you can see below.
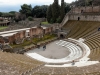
[0,1,100,75]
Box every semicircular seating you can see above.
[63,20,100,62]
[84,32,100,61]
[56,40,84,62]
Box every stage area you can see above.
[26,41,70,59]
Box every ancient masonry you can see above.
[0,24,59,45]
[61,6,100,27]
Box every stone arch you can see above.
[60,34,65,38]
[58,32,67,39]
[78,17,80,21]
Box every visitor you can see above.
[43,44,46,50]
[72,60,75,65]
[98,28,100,31]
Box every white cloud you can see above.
[0,0,75,6]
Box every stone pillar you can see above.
[92,6,93,12]
[99,6,100,13]
[6,23,7,26]
[85,6,86,12]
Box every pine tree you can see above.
[47,5,52,23]
[52,0,60,23]
[60,0,65,22]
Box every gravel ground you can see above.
[28,41,70,59]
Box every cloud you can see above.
[0,0,75,12]
[0,0,75,6]
[0,0,52,6]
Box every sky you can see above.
[0,0,75,12]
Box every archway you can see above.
[78,17,80,21]
[60,34,64,39]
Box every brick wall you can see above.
[69,14,100,21]
[29,27,44,38]
[73,6,100,13]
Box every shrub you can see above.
[28,16,33,21]
[41,22,49,25]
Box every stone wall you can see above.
[52,23,60,31]
[35,27,44,38]
[63,6,100,22]
[29,27,47,38]
[8,35,15,44]
[68,14,100,21]
[44,27,53,34]
[60,14,69,27]
[0,38,5,44]
[8,31,26,44]
[29,28,37,37]
[19,31,26,39]
[0,25,55,44]
[72,6,100,13]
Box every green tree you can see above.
[0,12,2,17]
[19,4,32,17]
[32,5,48,18]
[41,5,48,18]
[52,0,60,23]
[60,0,65,22]
[47,5,52,23]
[64,3,71,13]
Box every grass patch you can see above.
[10,34,57,48]
[0,26,8,30]
[33,34,56,44]
[10,40,32,48]
[41,21,49,25]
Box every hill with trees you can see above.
[71,0,100,7]
[0,0,71,24]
